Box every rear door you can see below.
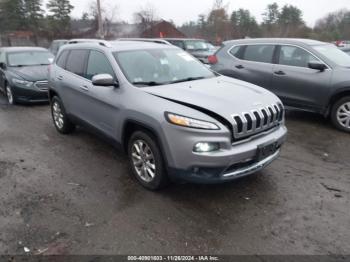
[227,44,276,88]
[58,49,90,118]
[271,45,332,111]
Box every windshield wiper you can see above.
[169,76,206,84]
[132,81,163,87]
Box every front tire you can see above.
[331,96,350,133]
[128,131,169,190]
[5,84,16,105]
[51,96,75,134]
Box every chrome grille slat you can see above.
[231,103,284,140]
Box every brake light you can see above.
[208,55,218,64]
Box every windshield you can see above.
[313,45,350,67]
[185,40,209,51]
[114,49,216,86]
[7,51,54,67]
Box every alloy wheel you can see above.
[337,102,350,130]
[131,140,156,183]
[52,101,64,129]
[6,86,13,105]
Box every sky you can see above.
[67,0,350,27]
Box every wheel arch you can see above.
[327,88,350,116]
[121,120,169,166]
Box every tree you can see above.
[133,3,158,35]
[0,0,26,32]
[24,0,44,35]
[231,9,260,38]
[207,0,231,43]
[47,0,74,36]
[314,10,350,41]
[262,3,280,25]
[278,5,306,37]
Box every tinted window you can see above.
[230,46,243,58]
[86,51,115,80]
[169,41,185,49]
[65,50,88,77]
[56,50,69,68]
[279,46,319,68]
[243,45,275,63]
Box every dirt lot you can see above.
[0,94,349,255]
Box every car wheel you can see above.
[51,96,75,134]
[5,84,16,105]
[128,131,169,190]
[331,96,350,133]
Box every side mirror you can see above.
[0,62,7,70]
[308,61,327,71]
[92,74,118,87]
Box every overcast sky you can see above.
[67,0,349,27]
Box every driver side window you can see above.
[86,50,115,80]
[279,46,320,68]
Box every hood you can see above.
[144,76,281,125]
[7,65,49,82]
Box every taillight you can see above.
[208,55,218,64]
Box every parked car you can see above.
[340,47,350,56]
[335,40,350,48]
[210,38,350,133]
[164,38,217,64]
[48,41,287,190]
[117,38,172,45]
[0,47,54,104]
[49,39,68,56]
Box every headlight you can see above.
[194,142,220,153]
[13,78,33,88]
[165,112,219,130]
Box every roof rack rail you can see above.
[68,39,112,48]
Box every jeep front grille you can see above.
[232,103,284,139]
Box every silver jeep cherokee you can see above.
[48,40,287,190]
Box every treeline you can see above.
[0,0,74,39]
[180,0,350,43]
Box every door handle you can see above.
[274,70,286,76]
[80,85,89,91]
[235,65,245,69]
[57,75,63,80]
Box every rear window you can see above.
[229,46,243,59]
[243,45,275,64]
[65,50,89,77]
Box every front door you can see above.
[271,45,332,111]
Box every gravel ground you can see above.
[0,94,349,255]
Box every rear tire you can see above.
[128,131,169,190]
[51,96,75,134]
[331,96,350,133]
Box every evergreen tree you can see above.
[24,0,44,32]
[0,0,26,32]
[47,0,74,35]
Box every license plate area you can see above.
[256,141,279,161]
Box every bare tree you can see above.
[133,3,158,33]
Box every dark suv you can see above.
[211,38,350,133]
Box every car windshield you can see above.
[313,45,350,67]
[7,51,54,67]
[114,49,216,86]
[185,40,209,51]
